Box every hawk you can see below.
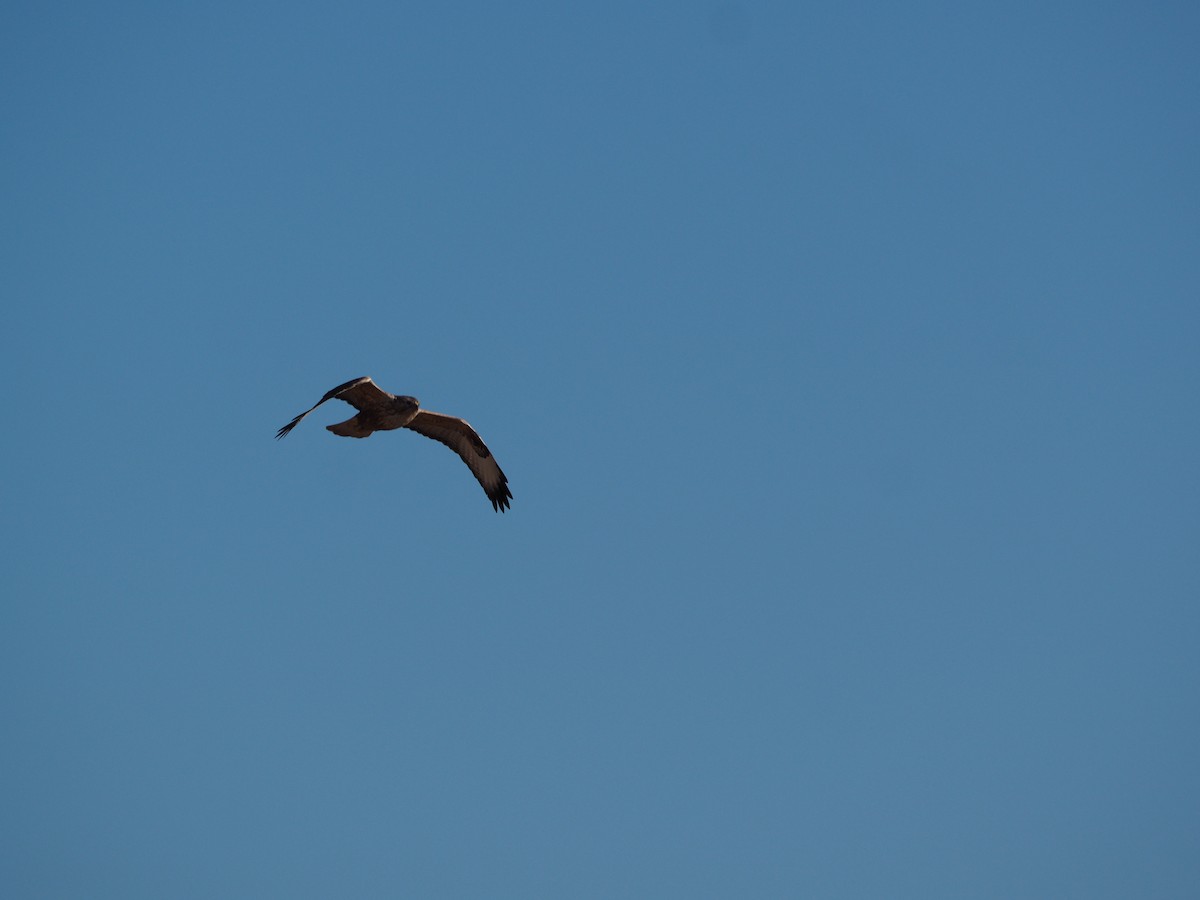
[276,376,512,512]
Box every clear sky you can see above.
[3,2,1198,897]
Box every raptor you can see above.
[276,376,512,512]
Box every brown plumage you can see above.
[276,376,512,512]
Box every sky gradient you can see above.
[3,2,1199,897]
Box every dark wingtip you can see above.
[491,483,513,513]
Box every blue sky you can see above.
[3,2,1198,897]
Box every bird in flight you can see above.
[276,376,512,512]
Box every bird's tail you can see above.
[327,416,374,438]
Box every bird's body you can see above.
[276,376,512,512]
[325,391,419,437]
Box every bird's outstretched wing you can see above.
[404,410,512,512]
[275,376,392,439]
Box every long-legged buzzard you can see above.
[276,376,512,512]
